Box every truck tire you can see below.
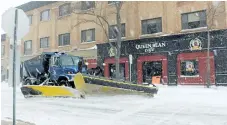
[24,79,32,85]
[59,79,70,87]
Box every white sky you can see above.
[0,0,31,34]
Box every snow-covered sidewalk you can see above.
[1,82,227,125]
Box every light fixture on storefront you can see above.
[102,63,106,66]
[85,62,89,65]
[213,49,217,56]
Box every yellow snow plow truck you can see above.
[20,52,158,98]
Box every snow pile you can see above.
[1,82,227,125]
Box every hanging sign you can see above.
[189,38,202,51]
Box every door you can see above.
[109,63,126,80]
[142,61,162,83]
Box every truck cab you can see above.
[21,52,87,88]
[48,53,87,87]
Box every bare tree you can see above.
[71,1,124,79]
[206,1,225,88]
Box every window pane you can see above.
[81,1,95,10]
[141,18,162,34]
[26,41,31,49]
[28,15,32,25]
[181,60,199,77]
[81,29,95,42]
[60,56,74,65]
[141,20,147,34]
[147,23,157,34]
[86,30,92,42]
[58,34,70,46]
[40,37,49,48]
[199,11,207,27]
[81,31,86,42]
[58,35,62,46]
[181,14,188,29]
[59,4,70,16]
[182,10,206,30]
[92,29,95,41]
[121,24,125,37]
[188,12,200,22]
[109,24,125,39]
[41,10,49,21]
[24,40,32,55]
[64,34,70,45]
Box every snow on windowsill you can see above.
[109,37,126,42]
[81,41,96,44]
[181,27,207,33]
[58,45,71,48]
[180,75,199,78]
[140,32,164,38]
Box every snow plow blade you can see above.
[76,73,158,95]
[20,85,84,98]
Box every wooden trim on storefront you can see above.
[137,54,168,84]
[177,52,215,85]
[104,57,129,80]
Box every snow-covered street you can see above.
[1,82,227,125]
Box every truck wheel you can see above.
[59,79,70,87]
[24,79,32,85]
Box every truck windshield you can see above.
[60,56,74,65]
[60,56,80,66]
[72,56,80,65]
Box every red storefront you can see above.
[96,29,227,85]
[177,52,215,85]
[104,57,129,80]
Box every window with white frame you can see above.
[181,10,207,30]
[58,33,70,46]
[81,29,95,42]
[1,45,5,56]
[28,15,32,25]
[24,40,32,55]
[40,9,50,21]
[109,23,125,39]
[59,3,71,17]
[40,37,49,48]
[141,17,162,35]
[81,1,95,10]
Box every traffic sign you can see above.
[1,7,29,125]
[1,7,29,42]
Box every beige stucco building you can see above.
[1,1,227,80]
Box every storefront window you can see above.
[142,61,162,83]
[109,63,125,80]
[180,60,199,77]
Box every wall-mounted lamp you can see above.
[102,63,106,66]
[213,50,217,56]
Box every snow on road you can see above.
[1,82,227,125]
